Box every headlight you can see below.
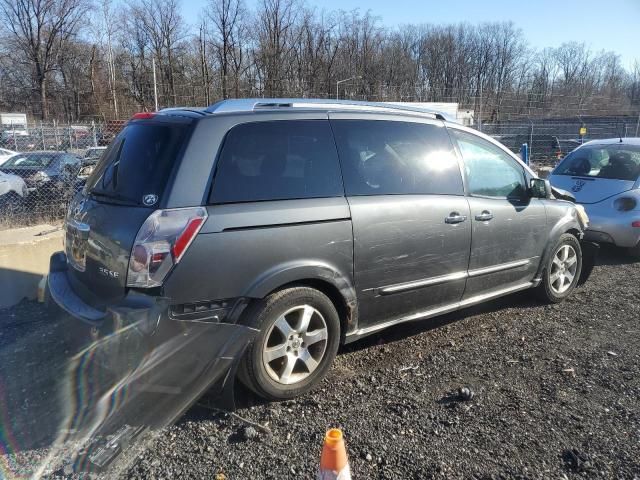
[575,204,589,228]
[614,197,637,212]
[33,171,50,183]
[78,165,95,178]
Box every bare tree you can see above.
[205,0,245,99]
[0,0,89,119]
[254,0,299,96]
[131,0,186,107]
[97,0,119,117]
[0,0,637,120]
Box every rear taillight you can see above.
[126,207,207,288]
[614,197,637,212]
[632,221,640,228]
[131,112,156,120]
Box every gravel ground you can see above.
[125,247,640,479]
[2,248,639,479]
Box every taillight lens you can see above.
[126,207,207,288]
[614,197,637,212]
[131,112,156,120]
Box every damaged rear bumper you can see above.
[46,251,258,472]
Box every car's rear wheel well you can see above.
[264,279,350,343]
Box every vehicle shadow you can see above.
[341,289,539,354]
[217,290,542,412]
[593,244,637,266]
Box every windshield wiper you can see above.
[89,190,138,205]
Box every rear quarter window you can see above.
[210,120,344,204]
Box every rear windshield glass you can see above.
[555,144,640,181]
[86,122,188,205]
[2,153,55,168]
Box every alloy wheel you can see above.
[262,305,328,385]
[549,244,578,294]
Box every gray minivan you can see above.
[48,99,592,403]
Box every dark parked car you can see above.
[0,151,81,200]
[48,99,593,409]
[1,132,39,151]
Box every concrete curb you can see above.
[0,224,63,308]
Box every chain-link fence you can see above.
[0,120,126,229]
[1,112,639,230]
[0,120,126,152]
[482,116,639,164]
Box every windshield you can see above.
[2,152,55,168]
[86,122,188,205]
[555,144,640,181]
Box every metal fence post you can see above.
[520,143,529,165]
[92,120,97,147]
[54,119,59,149]
[12,122,17,150]
[529,121,534,161]
[41,121,46,150]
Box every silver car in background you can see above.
[549,138,640,257]
[0,170,27,212]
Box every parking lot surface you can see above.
[1,247,639,479]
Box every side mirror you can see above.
[530,178,551,199]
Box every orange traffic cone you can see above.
[318,429,351,480]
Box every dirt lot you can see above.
[1,247,639,479]
[124,247,640,479]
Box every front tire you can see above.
[536,234,583,303]
[238,287,341,401]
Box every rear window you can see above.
[555,144,640,181]
[87,122,188,206]
[210,120,343,204]
[2,153,55,168]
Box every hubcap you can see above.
[262,305,328,385]
[549,244,578,294]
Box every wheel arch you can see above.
[534,217,584,282]
[242,261,358,341]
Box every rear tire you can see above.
[238,287,340,401]
[535,234,583,303]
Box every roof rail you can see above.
[204,98,451,121]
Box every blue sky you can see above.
[181,0,640,69]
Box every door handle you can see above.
[445,212,467,224]
[475,210,494,222]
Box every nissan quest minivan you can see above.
[48,99,592,403]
